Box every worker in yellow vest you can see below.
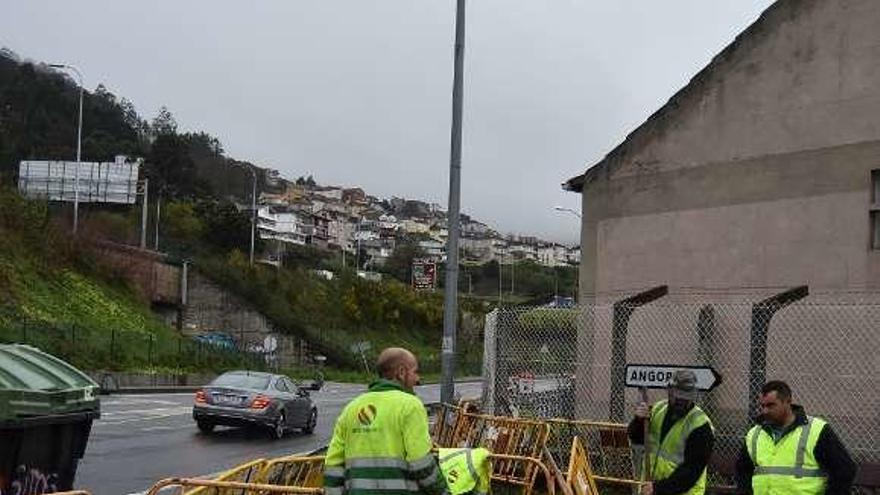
[735,380,855,495]
[438,448,491,495]
[629,370,715,495]
[323,347,448,495]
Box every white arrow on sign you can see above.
[625,364,722,391]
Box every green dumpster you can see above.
[0,344,100,494]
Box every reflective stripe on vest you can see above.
[439,448,491,495]
[747,417,828,495]
[646,401,712,495]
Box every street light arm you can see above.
[553,206,582,219]
[49,64,83,86]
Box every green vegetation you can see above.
[0,189,264,373]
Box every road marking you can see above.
[96,406,193,426]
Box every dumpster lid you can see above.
[0,344,97,392]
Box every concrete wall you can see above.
[181,271,312,368]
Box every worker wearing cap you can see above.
[629,369,715,495]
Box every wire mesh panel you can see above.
[481,295,880,489]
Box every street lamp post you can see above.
[553,206,582,302]
[49,64,84,234]
[441,0,467,405]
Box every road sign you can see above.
[625,364,722,391]
[411,258,437,290]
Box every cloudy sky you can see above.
[3,1,775,244]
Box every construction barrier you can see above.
[488,454,555,495]
[547,419,636,487]
[185,459,268,495]
[432,401,480,448]
[147,478,322,495]
[566,437,604,495]
[44,492,92,495]
[255,456,325,488]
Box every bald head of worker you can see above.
[376,347,420,392]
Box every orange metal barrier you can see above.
[147,478,322,495]
[255,455,325,488]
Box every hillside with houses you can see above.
[256,172,581,271]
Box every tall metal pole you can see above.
[441,0,466,405]
[154,189,162,250]
[50,64,84,234]
[250,169,256,265]
[140,178,149,249]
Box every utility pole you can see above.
[154,189,162,250]
[140,178,149,249]
[441,0,466,405]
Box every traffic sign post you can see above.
[625,364,722,391]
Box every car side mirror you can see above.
[309,381,322,391]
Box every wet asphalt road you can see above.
[75,381,482,495]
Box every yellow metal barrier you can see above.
[566,437,599,495]
[547,419,636,486]
[255,455,325,488]
[432,401,480,448]
[185,459,268,495]
[488,453,555,495]
[147,478,322,495]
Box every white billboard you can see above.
[18,155,141,204]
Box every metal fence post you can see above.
[747,286,808,419]
[148,335,154,368]
[110,329,116,361]
[609,285,668,422]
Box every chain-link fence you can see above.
[481,289,880,487]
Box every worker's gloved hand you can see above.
[634,401,650,419]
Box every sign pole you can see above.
[640,386,651,483]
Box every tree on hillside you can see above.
[384,242,426,283]
[194,199,259,254]
[151,106,177,136]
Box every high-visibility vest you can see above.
[645,400,713,495]
[745,417,828,495]
[438,448,491,495]
[323,379,445,495]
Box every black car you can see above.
[192,371,320,439]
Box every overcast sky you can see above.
[3,1,775,245]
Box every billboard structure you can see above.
[18,155,142,205]
[411,258,437,290]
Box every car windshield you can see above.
[210,373,271,390]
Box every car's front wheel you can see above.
[303,409,317,434]
[197,420,215,434]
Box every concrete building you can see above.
[257,206,307,246]
[565,0,880,299]
[561,0,880,465]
